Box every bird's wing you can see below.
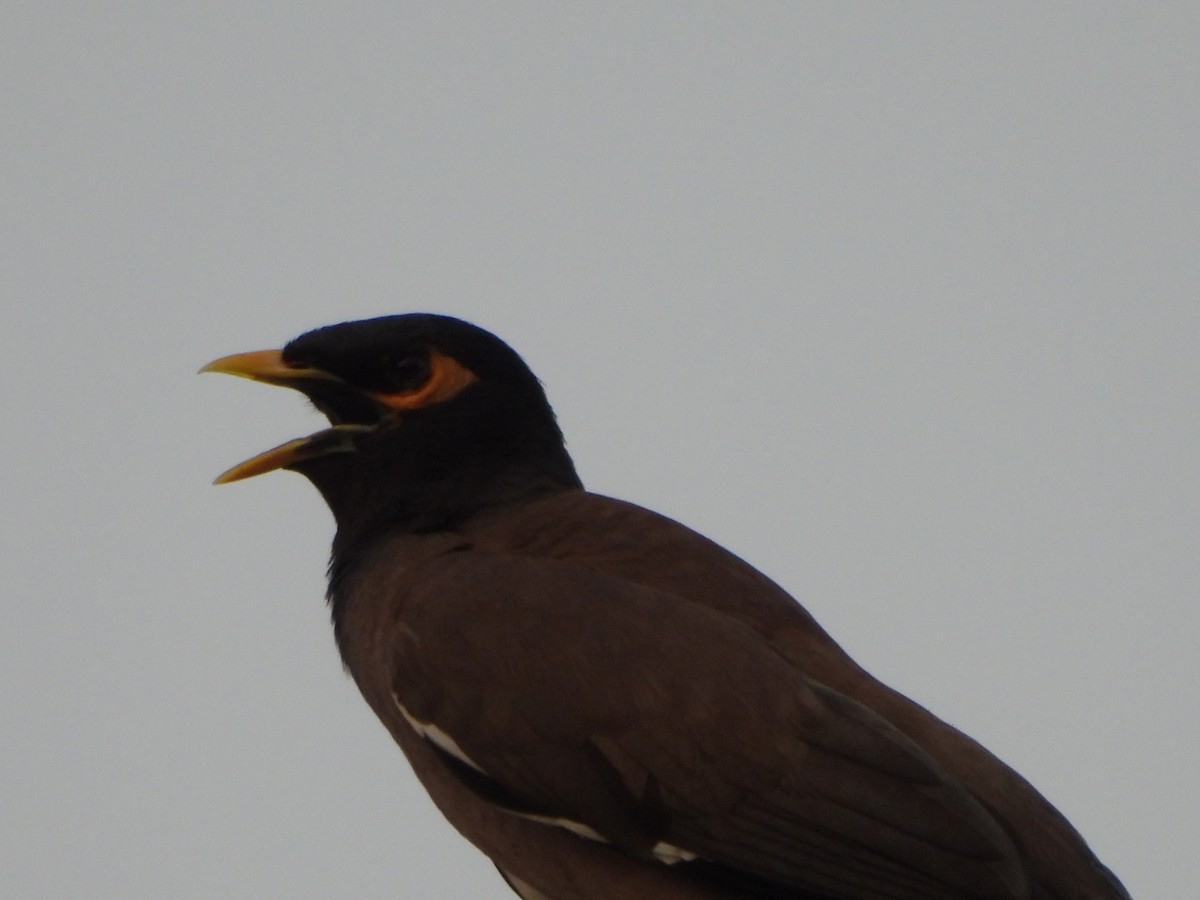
[387,550,1027,900]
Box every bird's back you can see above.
[334,488,1127,900]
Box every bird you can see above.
[202,313,1129,900]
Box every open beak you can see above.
[200,349,375,484]
[199,349,338,386]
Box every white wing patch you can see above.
[514,813,697,866]
[501,871,554,900]
[652,841,697,864]
[392,694,698,868]
[515,811,606,843]
[392,693,485,772]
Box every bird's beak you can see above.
[199,349,338,386]
[206,425,374,485]
[200,349,372,484]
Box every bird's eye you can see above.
[385,355,431,393]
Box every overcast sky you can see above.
[4,4,1197,898]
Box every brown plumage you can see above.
[203,314,1128,899]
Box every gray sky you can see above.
[4,4,1196,898]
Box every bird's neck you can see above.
[300,386,582,629]
[321,464,579,664]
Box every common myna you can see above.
[203,314,1129,899]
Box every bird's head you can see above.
[202,314,581,540]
